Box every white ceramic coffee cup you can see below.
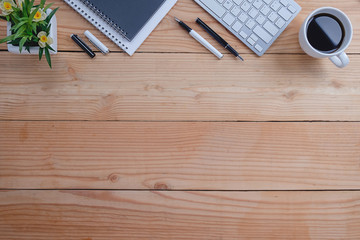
[299,7,353,68]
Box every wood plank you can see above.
[1,52,360,121]
[0,190,360,239]
[0,0,359,53]
[1,121,360,190]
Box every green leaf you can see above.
[13,5,20,12]
[28,0,35,14]
[9,37,20,45]
[10,20,27,32]
[44,3,54,12]
[39,47,44,60]
[45,7,58,23]
[45,47,52,68]
[11,12,21,23]
[39,21,46,28]
[32,22,37,33]
[45,23,51,32]
[40,0,46,8]
[0,34,16,44]
[19,36,28,53]
[22,0,28,17]
[47,45,55,52]
[15,25,27,38]
[25,26,33,35]
[10,23,19,32]
[25,45,30,53]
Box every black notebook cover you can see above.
[86,0,166,41]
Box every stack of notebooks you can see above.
[64,0,177,55]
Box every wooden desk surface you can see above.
[1,0,360,239]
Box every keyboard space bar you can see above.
[199,0,226,18]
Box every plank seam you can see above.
[2,189,360,192]
[1,120,360,123]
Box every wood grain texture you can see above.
[1,52,360,121]
[1,190,360,239]
[1,1,360,238]
[0,0,359,53]
[1,121,360,190]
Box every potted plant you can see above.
[0,0,59,68]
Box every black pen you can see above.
[196,18,244,61]
[71,34,96,58]
[175,17,223,59]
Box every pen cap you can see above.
[84,30,109,54]
[71,34,96,58]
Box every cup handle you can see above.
[330,52,350,68]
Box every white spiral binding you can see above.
[80,0,127,37]
[64,0,129,51]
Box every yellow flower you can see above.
[37,31,53,48]
[31,7,46,22]
[0,0,16,16]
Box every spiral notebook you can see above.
[64,0,177,55]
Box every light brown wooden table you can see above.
[1,0,360,239]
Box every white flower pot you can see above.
[6,9,57,54]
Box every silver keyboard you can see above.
[194,0,301,56]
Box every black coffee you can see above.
[307,14,345,53]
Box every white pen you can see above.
[175,17,223,59]
[84,30,109,54]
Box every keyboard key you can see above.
[256,14,265,24]
[247,37,256,45]
[280,0,288,6]
[253,0,263,9]
[288,5,296,13]
[195,0,302,56]
[238,12,248,22]
[268,12,278,22]
[264,21,279,36]
[255,44,263,52]
[241,1,251,11]
[239,31,248,38]
[231,6,241,16]
[250,33,259,41]
[270,1,281,11]
[248,8,258,18]
[278,7,292,20]
[223,0,233,9]
[223,12,236,25]
[199,0,226,17]
[245,19,256,29]
[253,25,272,43]
[260,5,270,15]
[232,21,243,32]
[275,18,285,28]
